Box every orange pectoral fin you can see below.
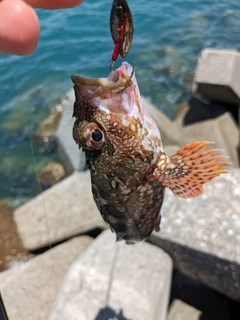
[152,141,230,199]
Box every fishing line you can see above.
[8,55,52,249]
[8,56,40,189]
[105,243,119,305]
[4,55,60,315]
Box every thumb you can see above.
[0,0,40,55]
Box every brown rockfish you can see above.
[71,62,229,244]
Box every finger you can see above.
[0,0,40,55]
[24,0,84,9]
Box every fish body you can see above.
[72,62,229,244]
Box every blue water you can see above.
[0,0,240,206]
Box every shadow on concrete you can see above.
[94,306,129,320]
[184,96,239,125]
[148,235,240,320]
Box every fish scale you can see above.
[71,62,230,244]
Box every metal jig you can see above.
[110,0,134,70]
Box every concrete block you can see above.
[181,112,239,167]
[50,230,173,320]
[163,145,180,156]
[14,171,106,251]
[149,169,240,301]
[194,49,240,105]
[0,236,93,320]
[167,300,202,320]
[173,101,190,123]
[57,91,86,175]
[143,98,239,167]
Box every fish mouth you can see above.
[71,62,134,99]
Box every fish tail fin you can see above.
[153,141,230,198]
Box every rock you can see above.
[167,300,202,320]
[161,65,180,77]
[190,12,208,29]
[183,73,194,89]
[50,230,173,320]
[181,112,239,167]
[149,169,240,301]
[0,202,29,272]
[35,107,63,143]
[1,89,42,133]
[1,114,26,133]
[0,236,93,320]
[39,162,65,188]
[1,85,64,133]
[57,91,87,174]
[14,171,106,251]
[142,96,179,145]
[194,48,240,105]
[163,45,178,57]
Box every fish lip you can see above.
[106,62,134,90]
[71,62,133,87]
[117,61,134,78]
[71,62,135,99]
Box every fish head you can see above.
[71,62,162,183]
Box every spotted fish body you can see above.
[72,62,229,244]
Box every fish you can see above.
[71,62,230,244]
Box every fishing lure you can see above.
[71,62,230,244]
[110,0,133,70]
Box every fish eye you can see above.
[81,122,106,150]
[92,129,103,143]
[72,120,106,150]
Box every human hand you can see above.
[0,0,84,55]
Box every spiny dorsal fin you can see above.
[152,141,230,199]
